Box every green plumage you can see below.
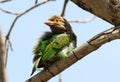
[31,33,75,75]
[31,15,77,75]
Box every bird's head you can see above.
[44,15,72,34]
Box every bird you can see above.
[31,15,77,75]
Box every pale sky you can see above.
[1,0,120,82]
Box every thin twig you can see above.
[58,73,62,82]
[35,0,38,5]
[0,0,11,3]
[5,16,19,42]
[5,44,9,67]
[5,0,55,66]
[6,0,54,40]
[0,7,19,15]
[61,0,69,17]
[68,16,96,23]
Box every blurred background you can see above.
[1,0,120,82]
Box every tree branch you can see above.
[26,25,120,82]
[71,0,120,25]
[68,16,96,23]
[35,0,38,5]
[0,27,7,82]
[0,0,11,3]
[6,0,55,42]
[61,0,69,17]
[0,7,18,15]
[5,0,55,66]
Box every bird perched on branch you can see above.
[31,15,77,75]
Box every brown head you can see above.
[44,15,73,34]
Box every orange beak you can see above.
[44,21,54,26]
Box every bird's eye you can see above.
[55,19,59,22]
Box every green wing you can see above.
[31,57,41,75]
[41,34,71,62]
[31,32,52,75]
[31,34,71,75]
[31,38,50,75]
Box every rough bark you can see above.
[26,25,120,82]
[0,27,7,82]
[71,0,120,25]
